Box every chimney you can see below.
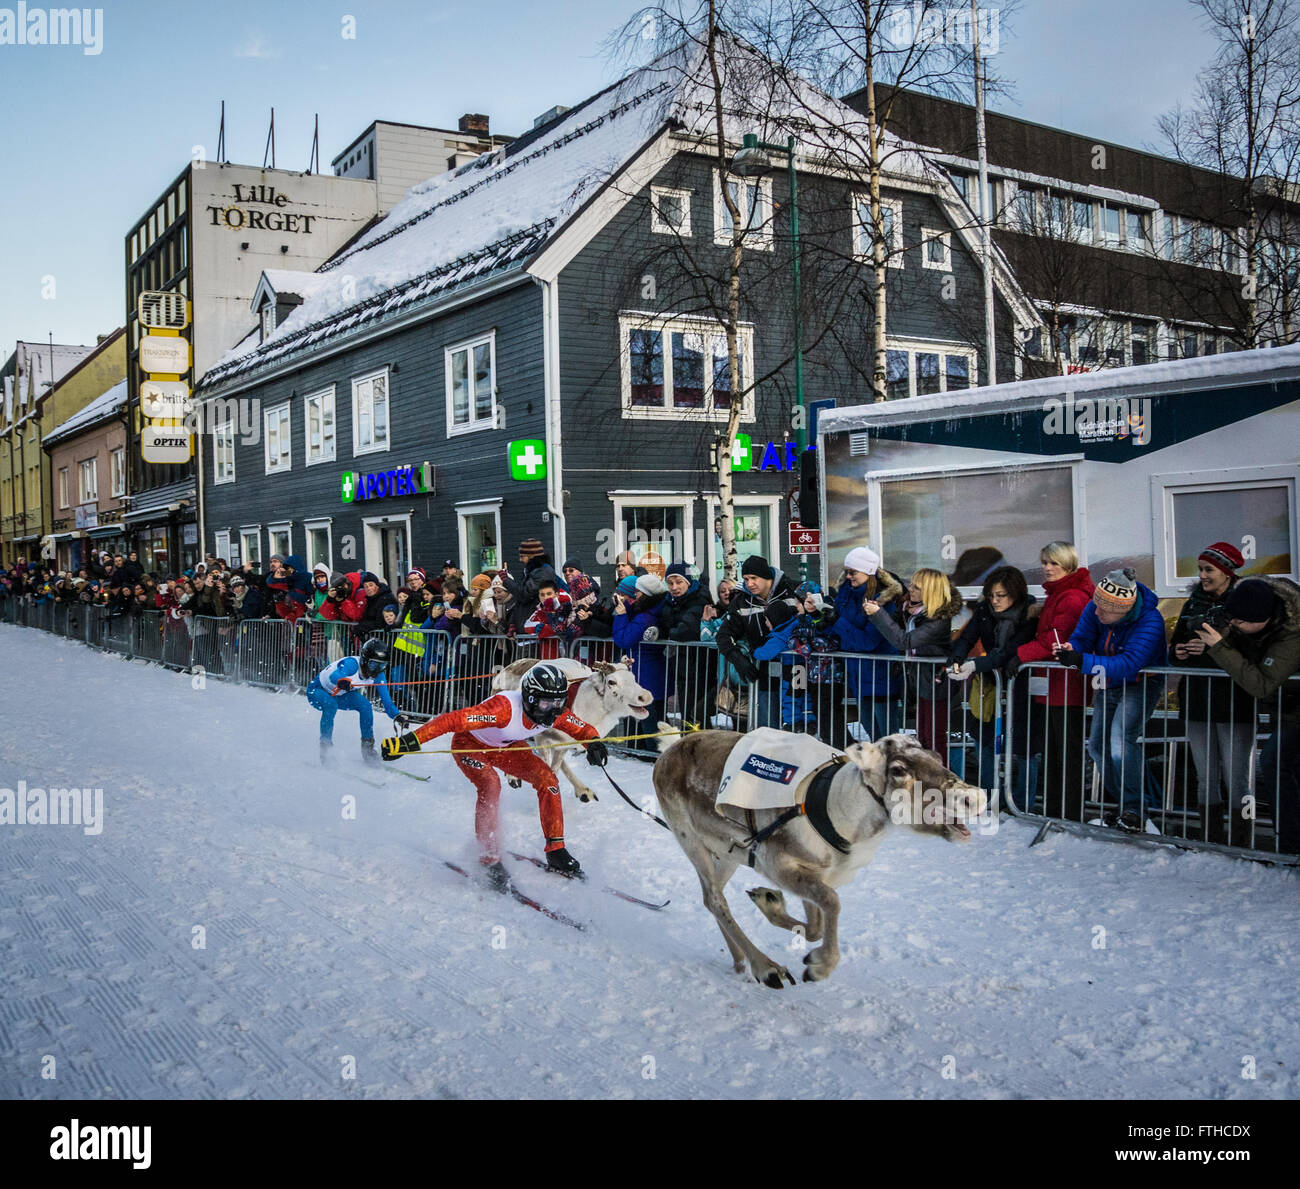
[532,105,571,131]
[458,113,490,136]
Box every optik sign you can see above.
[341,463,434,503]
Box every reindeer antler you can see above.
[590,661,617,676]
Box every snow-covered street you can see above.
[2,624,1297,1100]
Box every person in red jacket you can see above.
[382,663,607,883]
[1008,541,1094,819]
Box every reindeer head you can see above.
[844,734,986,842]
[589,658,652,719]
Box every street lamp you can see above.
[730,132,807,580]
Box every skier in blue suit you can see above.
[307,638,404,765]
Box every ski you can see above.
[507,851,670,911]
[443,860,587,931]
[390,768,431,783]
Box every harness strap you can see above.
[729,757,855,866]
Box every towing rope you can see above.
[398,725,696,756]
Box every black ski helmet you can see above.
[521,662,568,726]
[359,638,390,678]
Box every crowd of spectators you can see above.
[3,533,1296,851]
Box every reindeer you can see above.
[653,730,986,988]
[492,656,656,803]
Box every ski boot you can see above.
[381,731,422,761]
[319,737,334,767]
[545,847,583,878]
[361,737,380,766]
[481,860,513,893]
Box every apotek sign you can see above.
[341,462,434,504]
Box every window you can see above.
[620,314,755,420]
[1152,468,1298,594]
[445,337,495,436]
[1126,209,1151,252]
[1100,203,1122,247]
[714,171,773,249]
[873,460,1079,592]
[260,302,276,343]
[304,520,332,571]
[264,402,291,473]
[78,458,97,503]
[304,386,336,465]
[268,522,292,560]
[710,500,776,586]
[214,529,231,565]
[984,178,1005,224]
[111,448,125,497]
[239,527,262,569]
[457,500,502,575]
[214,409,236,484]
[650,186,692,236]
[612,497,696,572]
[1013,186,1037,231]
[1131,323,1153,366]
[1046,193,1069,237]
[58,467,69,509]
[950,172,971,205]
[883,340,979,399]
[853,195,903,267]
[352,368,390,455]
[920,228,951,271]
[1162,213,1177,260]
[1072,197,1093,240]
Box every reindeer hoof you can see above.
[574,789,597,803]
[756,965,795,989]
[747,887,785,911]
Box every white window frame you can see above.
[58,467,69,509]
[213,529,231,564]
[650,185,692,237]
[852,193,903,267]
[703,493,782,583]
[619,312,757,422]
[352,367,391,457]
[260,302,275,343]
[866,457,1087,599]
[303,517,334,573]
[267,521,293,561]
[456,498,503,577]
[239,526,262,569]
[303,384,336,466]
[609,493,699,571]
[883,338,979,400]
[920,227,952,271]
[111,448,126,497]
[361,511,413,589]
[444,335,498,438]
[78,458,98,503]
[213,409,236,485]
[264,401,291,474]
[713,170,774,251]
[1149,465,1299,597]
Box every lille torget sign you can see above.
[206,185,318,234]
[341,463,434,504]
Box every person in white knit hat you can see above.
[831,545,904,742]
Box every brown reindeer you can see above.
[653,730,986,987]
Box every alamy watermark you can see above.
[0,5,103,55]
[0,782,103,834]
[1042,394,1152,445]
[885,3,1001,55]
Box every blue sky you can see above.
[0,0,1219,354]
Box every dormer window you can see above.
[260,301,276,343]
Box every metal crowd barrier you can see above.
[1006,661,1300,863]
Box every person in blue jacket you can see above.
[1055,568,1168,832]
[830,547,904,741]
[306,638,405,766]
[612,572,669,746]
[755,581,845,741]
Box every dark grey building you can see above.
[197,43,1040,592]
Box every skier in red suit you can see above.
[382,662,607,882]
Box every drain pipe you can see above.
[536,275,567,565]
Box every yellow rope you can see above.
[398,723,702,756]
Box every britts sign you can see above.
[341,463,433,503]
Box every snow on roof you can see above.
[817,343,1300,432]
[43,378,128,446]
[201,36,963,393]
[254,269,330,305]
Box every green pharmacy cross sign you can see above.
[729,433,753,472]
[509,439,547,481]
[341,462,433,503]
